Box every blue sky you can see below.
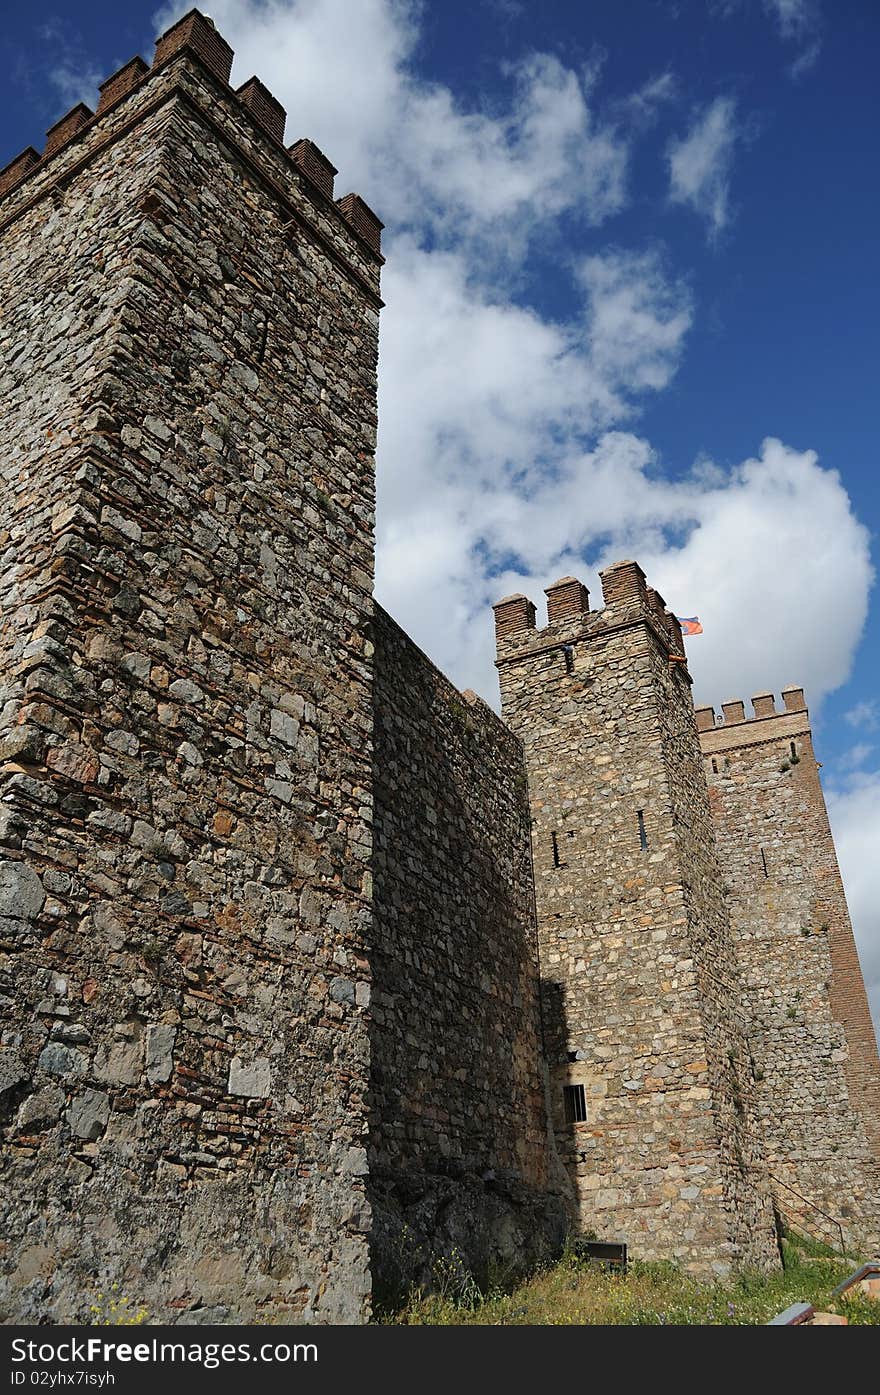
[2,0,878,1027]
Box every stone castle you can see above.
[0,10,877,1324]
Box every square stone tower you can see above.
[0,10,382,1322]
[698,691,880,1252]
[494,563,779,1274]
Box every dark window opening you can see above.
[551,831,561,867]
[790,741,797,759]
[711,757,718,774]
[563,1084,587,1124]
[761,848,769,878]
[563,644,574,674]
[637,810,648,850]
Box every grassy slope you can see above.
[382,1234,880,1326]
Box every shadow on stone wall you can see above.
[538,977,580,1211]
[540,979,569,1068]
[366,608,570,1311]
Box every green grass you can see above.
[380,1233,880,1326]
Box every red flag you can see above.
[676,616,703,636]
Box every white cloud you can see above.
[844,699,879,732]
[713,1,822,76]
[140,1,872,1046]
[667,96,738,236]
[420,435,871,708]
[375,242,694,691]
[578,250,692,391]
[31,20,103,115]
[839,742,875,770]
[615,70,678,130]
[827,769,880,1044]
[155,0,628,252]
[763,0,820,46]
[48,60,102,112]
[145,3,871,725]
[631,440,873,711]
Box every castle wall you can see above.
[0,16,380,1323]
[3,7,878,1325]
[370,606,569,1300]
[698,693,880,1252]
[494,567,778,1275]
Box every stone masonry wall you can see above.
[7,4,877,1324]
[698,693,880,1253]
[370,607,570,1301]
[494,566,778,1275]
[0,15,380,1323]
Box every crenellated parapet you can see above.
[493,558,688,677]
[696,687,811,756]
[0,8,384,266]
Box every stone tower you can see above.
[3,2,878,1331]
[494,563,779,1274]
[698,691,880,1252]
[0,10,383,1322]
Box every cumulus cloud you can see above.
[409,434,871,708]
[631,441,873,709]
[145,3,871,716]
[142,0,873,1046]
[145,4,871,703]
[375,240,694,691]
[827,769,880,1042]
[667,96,738,237]
[155,0,628,253]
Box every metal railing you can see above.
[769,1173,847,1258]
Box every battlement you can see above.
[696,687,810,754]
[491,577,588,651]
[0,7,383,259]
[493,559,686,665]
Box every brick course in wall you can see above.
[698,693,880,1252]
